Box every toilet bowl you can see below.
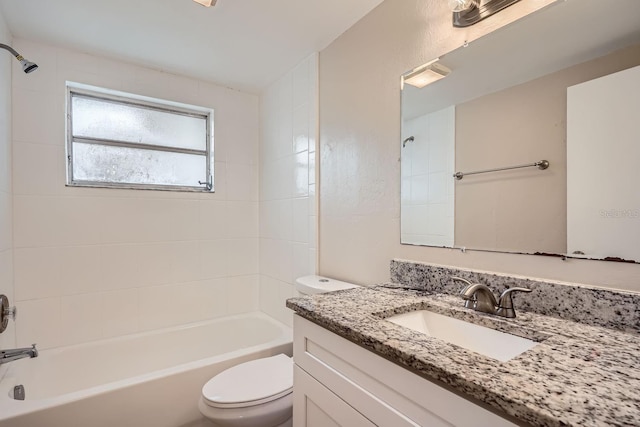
[198,275,359,427]
[199,354,293,427]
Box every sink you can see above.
[386,310,538,362]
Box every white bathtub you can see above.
[0,312,292,427]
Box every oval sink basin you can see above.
[386,310,538,362]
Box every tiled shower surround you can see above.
[5,34,316,350]
[10,38,262,350]
[390,259,640,333]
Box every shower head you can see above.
[0,43,38,74]
[20,59,38,74]
[402,136,415,148]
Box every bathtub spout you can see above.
[0,344,38,365]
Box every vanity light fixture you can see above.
[193,0,217,7]
[403,59,451,89]
[450,0,522,27]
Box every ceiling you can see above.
[0,0,384,93]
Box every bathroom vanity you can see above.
[287,261,640,427]
[291,313,519,426]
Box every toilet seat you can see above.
[202,354,293,409]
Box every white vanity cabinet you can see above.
[293,315,519,427]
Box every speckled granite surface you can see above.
[391,259,640,333]
[287,285,640,427]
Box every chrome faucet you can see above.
[451,277,531,318]
[0,344,38,365]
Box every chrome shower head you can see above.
[19,58,38,74]
[0,43,38,74]
[402,136,415,148]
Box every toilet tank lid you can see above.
[295,275,359,295]
[202,354,293,408]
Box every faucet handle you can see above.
[497,287,532,318]
[4,305,17,321]
[451,276,473,292]
[1,294,17,334]
[451,277,477,308]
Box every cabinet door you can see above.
[294,366,376,427]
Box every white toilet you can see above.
[198,275,359,427]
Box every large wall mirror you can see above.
[400,0,640,262]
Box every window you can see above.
[66,83,213,192]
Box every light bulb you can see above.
[448,0,476,12]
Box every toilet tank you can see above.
[295,275,359,295]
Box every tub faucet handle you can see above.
[4,305,16,321]
[1,294,17,334]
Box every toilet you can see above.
[198,275,359,427]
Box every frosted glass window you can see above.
[72,97,206,151]
[73,143,206,187]
[67,84,213,192]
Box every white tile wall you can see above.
[0,252,14,350]
[0,11,15,352]
[10,38,261,349]
[0,192,11,252]
[15,297,61,349]
[259,54,318,326]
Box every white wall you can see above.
[259,54,318,326]
[318,0,640,291]
[11,39,261,350]
[0,9,15,350]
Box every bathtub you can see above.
[0,312,292,427]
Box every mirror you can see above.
[400,0,640,262]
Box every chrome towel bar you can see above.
[453,160,549,180]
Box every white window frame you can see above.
[66,83,214,192]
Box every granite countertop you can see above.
[286,284,640,427]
